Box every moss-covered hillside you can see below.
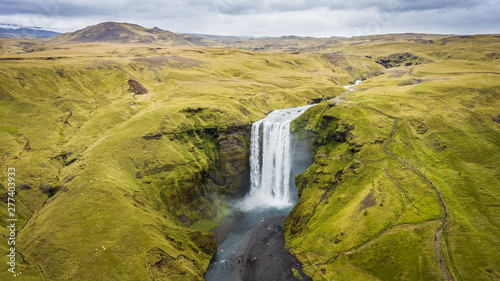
[0,41,363,280]
[285,35,500,280]
[0,31,498,281]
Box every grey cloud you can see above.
[0,0,204,20]
[207,0,486,15]
[0,0,488,17]
[392,0,481,11]
[0,0,498,36]
[0,0,61,16]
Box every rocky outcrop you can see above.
[492,114,500,123]
[143,124,252,197]
[128,79,148,95]
[376,52,427,68]
[53,22,209,45]
[204,125,252,197]
[141,124,252,227]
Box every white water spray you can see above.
[239,104,315,211]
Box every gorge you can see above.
[0,24,498,280]
[205,104,315,280]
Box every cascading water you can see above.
[239,104,315,211]
[205,82,361,280]
[204,104,314,280]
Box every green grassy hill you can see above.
[285,35,500,280]
[51,22,209,45]
[0,40,351,280]
[0,28,499,280]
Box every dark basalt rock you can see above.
[143,131,163,140]
[20,183,32,190]
[178,214,190,225]
[128,79,148,95]
[376,52,426,68]
[206,125,252,197]
[40,183,59,197]
[180,107,205,113]
[492,114,500,123]
[309,97,323,104]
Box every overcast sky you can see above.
[1,0,499,37]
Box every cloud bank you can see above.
[0,0,499,36]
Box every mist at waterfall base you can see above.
[204,104,314,280]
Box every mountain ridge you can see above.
[0,21,498,281]
[0,25,60,39]
[51,22,209,46]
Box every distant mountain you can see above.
[0,24,60,39]
[52,22,209,46]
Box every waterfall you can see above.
[239,104,315,211]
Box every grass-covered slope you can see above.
[285,35,500,280]
[0,32,498,281]
[0,43,351,280]
[50,22,208,45]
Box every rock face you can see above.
[141,124,252,225]
[128,79,148,95]
[52,22,209,45]
[492,114,500,123]
[205,125,252,197]
[285,117,352,234]
[376,52,426,68]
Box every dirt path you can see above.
[332,81,452,280]
[363,106,451,281]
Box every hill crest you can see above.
[52,22,208,45]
